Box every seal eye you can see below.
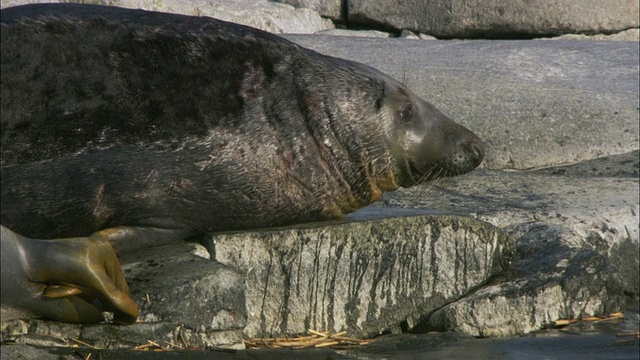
[399,104,413,124]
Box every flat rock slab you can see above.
[213,216,513,338]
[283,36,640,170]
[371,152,638,254]
[347,0,639,38]
[275,0,343,22]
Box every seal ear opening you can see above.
[374,80,386,112]
[375,97,383,112]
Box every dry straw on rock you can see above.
[244,329,375,350]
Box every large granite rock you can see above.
[4,0,638,40]
[0,0,334,34]
[348,0,639,38]
[213,216,513,338]
[545,28,640,41]
[274,0,344,22]
[1,216,513,346]
[423,223,625,336]
[119,243,246,332]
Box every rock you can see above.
[1,0,59,9]
[1,318,245,351]
[0,343,349,360]
[374,151,639,289]
[1,0,334,34]
[80,322,244,350]
[418,33,438,40]
[420,223,625,336]
[348,0,639,39]
[543,28,640,41]
[213,216,514,338]
[282,36,640,170]
[400,29,420,39]
[2,345,68,360]
[1,320,81,346]
[4,324,640,359]
[315,28,392,37]
[119,243,247,332]
[273,0,344,22]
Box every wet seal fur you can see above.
[1,4,484,324]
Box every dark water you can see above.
[352,327,639,360]
[350,302,639,360]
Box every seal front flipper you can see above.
[0,225,138,324]
[88,226,194,254]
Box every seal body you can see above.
[1,4,484,248]
[1,3,483,324]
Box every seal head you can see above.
[380,79,484,186]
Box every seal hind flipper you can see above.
[0,225,139,324]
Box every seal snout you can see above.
[464,138,485,168]
[451,131,484,174]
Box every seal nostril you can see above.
[462,141,484,167]
[471,142,484,160]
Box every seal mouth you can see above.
[407,160,444,185]
[407,158,471,186]
[408,161,425,183]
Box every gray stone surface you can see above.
[283,36,640,170]
[4,0,638,41]
[273,0,343,22]
[418,33,438,40]
[119,243,247,331]
[423,223,625,336]
[0,1,638,350]
[545,28,640,41]
[399,29,420,39]
[1,319,244,350]
[213,216,513,338]
[371,151,640,291]
[316,28,392,37]
[348,0,640,38]
[4,324,640,360]
[0,0,334,34]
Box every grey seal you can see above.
[1,3,483,324]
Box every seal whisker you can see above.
[401,67,409,91]
[432,177,453,193]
